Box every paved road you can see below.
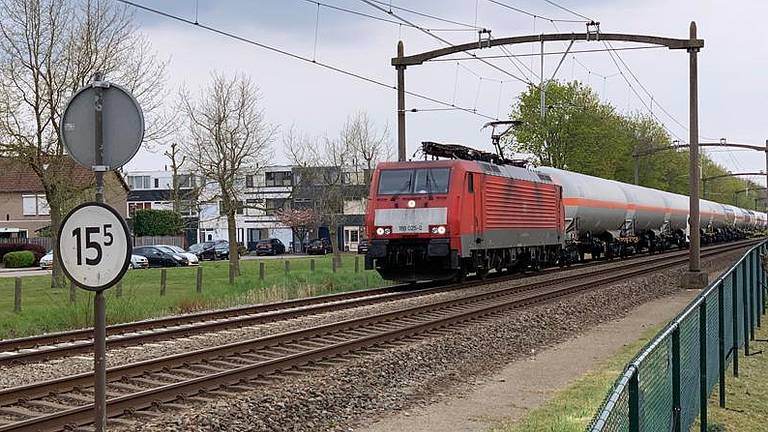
[0,268,50,278]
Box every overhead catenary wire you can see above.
[484,0,589,23]
[540,0,595,22]
[298,0,477,32]
[117,0,499,120]
[360,0,533,86]
[366,0,482,29]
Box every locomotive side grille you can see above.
[484,177,560,230]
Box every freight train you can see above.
[364,142,767,282]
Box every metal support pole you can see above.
[539,39,546,118]
[699,301,708,432]
[682,22,706,290]
[672,326,681,432]
[743,261,750,355]
[628,367,640,432]
[732,270,739,376]
[718,281,726,408]
[92,71,107,432]
[396,40,406,162]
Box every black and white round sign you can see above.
[57,202,131,291]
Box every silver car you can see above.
[157,245,199,266]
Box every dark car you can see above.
[306,238,333,255]
[133,246,188,268]
[255,238,286,256]
[188,240,229,260]
[357,240,369,255]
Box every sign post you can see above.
[61,72,144,431]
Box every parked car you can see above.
[133,246,188,267]
[255,238,286,256]
[188,241,228,260]
[39,251,54,270]
[130,254,149,269]
[39,251,149,270]
[157,245,199,266]
[357,240,369,255]
[306,238,333,255]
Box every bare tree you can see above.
[342,111,392,187]
[178,72,274,282]
[0,0,168,286]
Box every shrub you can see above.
[133,209,183,236]
[0,243,46,264]
[3,251,35,268]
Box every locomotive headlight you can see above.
[407,200,416,208]
[384,228,391,235]
[429,225,447,235]
[436,225,447,235]
[376,227,385,236]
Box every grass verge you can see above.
[697,322,768,432]
[0,254,385,339]
[489,325,664,432]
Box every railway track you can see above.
[0,240,753,431]
[0,239,757,365]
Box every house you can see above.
[0,158,129,239]
[124,169,200,246]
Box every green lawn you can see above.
[0,254,385,339]
[490,326,663,432]
[699,323,768,432]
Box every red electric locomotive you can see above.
[364,143,565,282]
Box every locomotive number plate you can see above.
[396,223,425,233]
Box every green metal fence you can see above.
[588,240,767,432]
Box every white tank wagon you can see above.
[536,166,762,258]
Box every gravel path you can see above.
[118,248,748,432]
[0,250,692,389]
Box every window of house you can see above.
[128,202,152,217]
[237,201,244,215]
[265,198,287,216]
[154,178,159,188]
[177,174,194,189]
[245,175,255,188]
[265,171,292,187]
[128,175,151,190]
[22,194,49,216]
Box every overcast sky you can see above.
[124,0,768,187]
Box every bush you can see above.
[3,251,35,268]
[0,243,46,264]
[133,209,183,236]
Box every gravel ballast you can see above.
[118,248,749,432]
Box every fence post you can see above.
[718,281,726,408]
[160,269,167,296]
[332,258,337,273]
[628,367,640,432]
[672,325,681,432]
[13,277,21,313]
[355,256,359,273]
[754,252,761,328]
[310,259,315,272]
[69,279,76,304]
[284,260,290,276]
[699,300,708,432]
[732,270,739,377]
[259,262,265,281]
[196,266,203,293]
[743,261,751,355]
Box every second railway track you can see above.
[0,239,756,365]
[0,239,753,431]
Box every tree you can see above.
[0,0,167,286]
[178,72,274,283]
[275,207,318,253]
[342,111,392,187]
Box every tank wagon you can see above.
[365,144,766,282]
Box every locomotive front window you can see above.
[377,168,450,195]
[378,169,413,195]
[414,168,449,194]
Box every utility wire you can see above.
[299,0,476,32]
[366,0,482,29]
[360,0,533,85]
[540,0,595,22]
[485,0,589,23]
[117,0,499,120]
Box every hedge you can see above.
[3,251,35,268]
[0,243,46,263]
[132,209,183,236]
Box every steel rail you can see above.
[0,239,757,365]
[0,240,753,431]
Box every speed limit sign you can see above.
[57,202,131,291]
